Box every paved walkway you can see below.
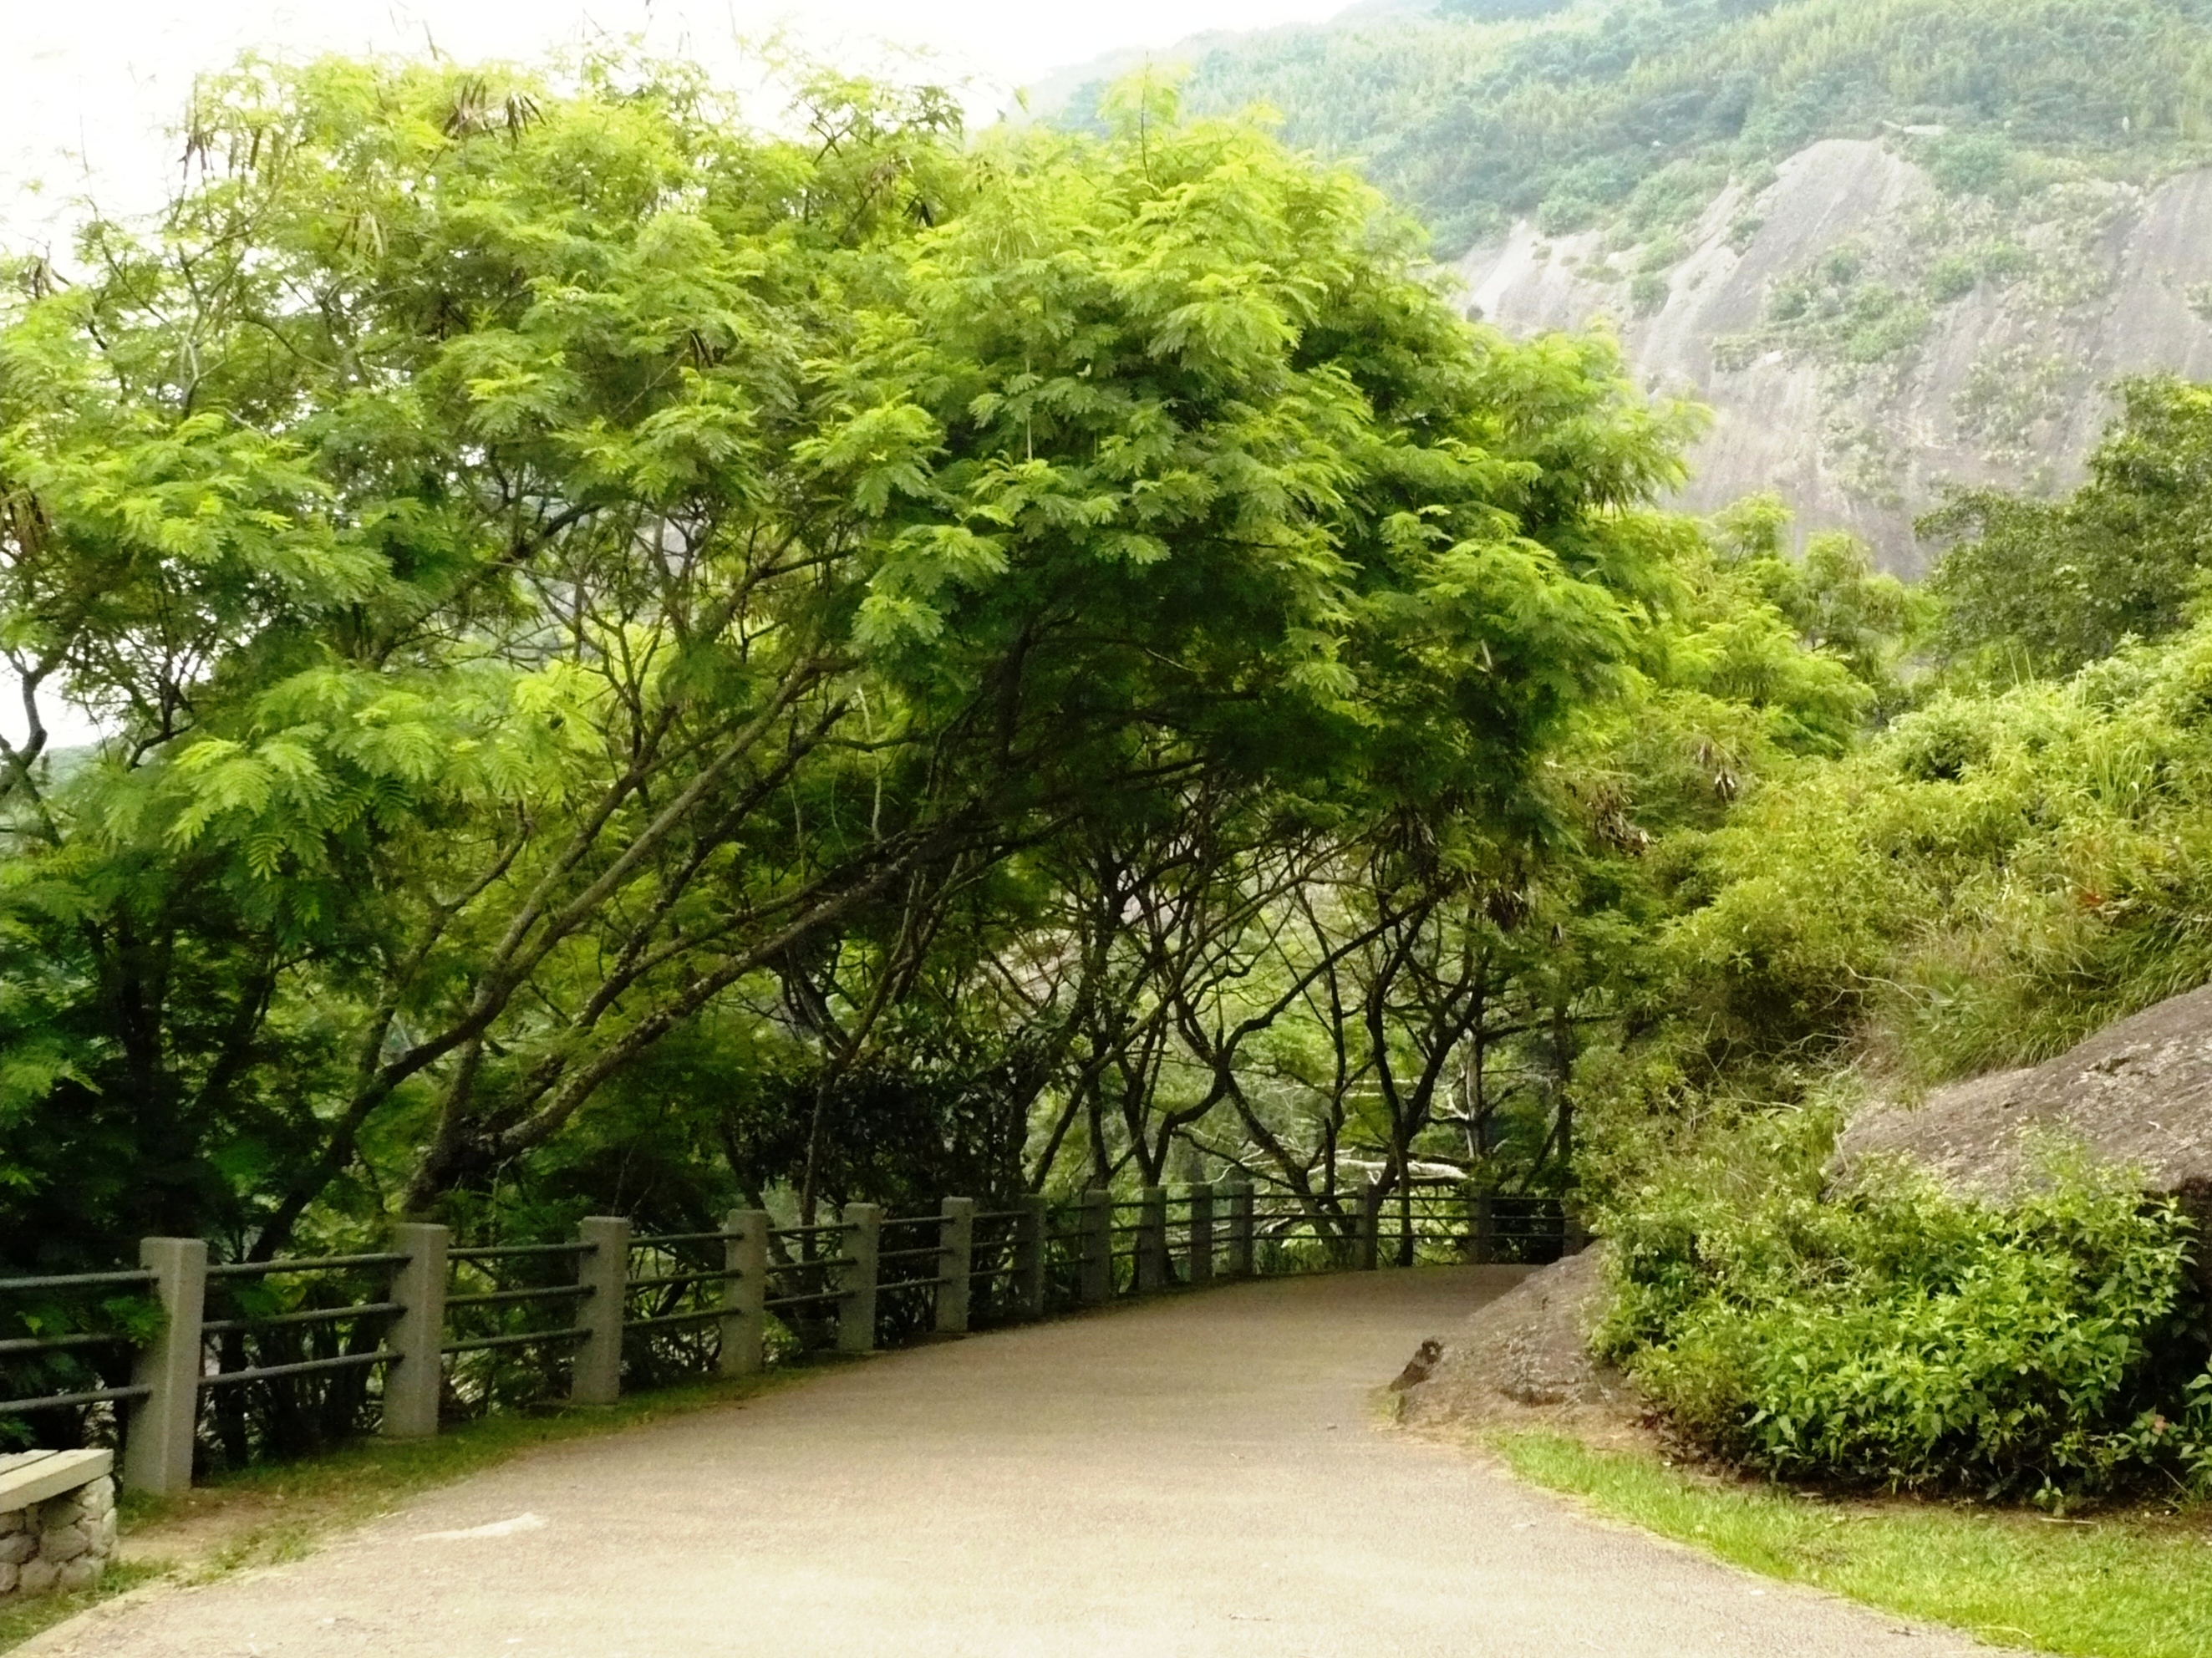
[34,1268,1983,1657]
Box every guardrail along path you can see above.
[29,1268,1982,1658]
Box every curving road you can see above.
[29,1267,1981,1658]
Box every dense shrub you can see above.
[1604,1134,2212,1501]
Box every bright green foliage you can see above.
[1604,1126,2210,1498]
[1928,376,2212,675]
[1635,595,2212,1091]
[0,54,1694,1284]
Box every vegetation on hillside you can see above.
[1089,0,2212,256]
[1584,384,2212,1501]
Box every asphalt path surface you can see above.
[31,1266,1985,1657]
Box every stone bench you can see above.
[0,1450,117,1600]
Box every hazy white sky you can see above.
[0,0,1342,236]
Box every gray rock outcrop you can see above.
[1838,982,2212,1204]
[1461,140,2212,572]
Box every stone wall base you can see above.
[0,1473,116,1599]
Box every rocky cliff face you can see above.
[1460,140,2212,573]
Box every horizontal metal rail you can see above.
[969,1209,1031,1222]
[630,1229,745,1248]
[768,1222,857,1237]
[206,1253,408,1280]
[0,1329,135,1357]
[873,1245,951,1264]
[201,1349,396,1387]
[443,1326,590,1356]
[0,1382,151,1413]
[0,1269,156,1294]
[761,1289,845,1311]
[876,1275,946,1294]
[628,1309,725,1334]
[445,1284,590,1310]
[450,1242,595,1263]
[627,1269,744,1291]
[201,1300,404,1336]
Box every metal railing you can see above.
[1,1177,1574,1498]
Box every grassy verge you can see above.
[1492,1431,2212,1658]
[0,1361,829,1653]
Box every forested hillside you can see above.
[1151,0,2212,257]
[1057,0,2212,563]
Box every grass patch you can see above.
[0,1563,165,1652]
[2,1362,829,1653]
[1492,1431,2212,1657]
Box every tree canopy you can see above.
[0,55,1696,1271]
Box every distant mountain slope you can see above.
[1053,0,2212,567]
[1168,0,2212,257]
[1463,139,2212,567]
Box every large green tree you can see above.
[0,56,1689,1267]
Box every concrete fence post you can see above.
[1468,1187,1496,1265]
[123,1236,207,1497]
[1563,1201,1591,1258]
[1186,1182,1215,1287]
[720,1208,768,1377]
[1355,1176,1382,1271]
[1137,1186,1170,1292]
[383,1223,449,1439]
[1079,1188,1112,1304]
[1226,1180,1255,1277]
[1015,1194,1050,1317]
[838,1203,882,1355]
[936,1197,975,1335]
[571,1216,630,1406]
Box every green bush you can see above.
[1631,272,1670,316]
[1843,293,1930,362]
[1927,132,2016,198]
[1926,252,1979,303]
[1604,1137,2212,1501]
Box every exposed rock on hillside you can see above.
[1838,981,2212,1203]
[1461,140,2212,571]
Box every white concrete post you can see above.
[1468,1186,1495,1265]
[1079,1188,1112,1303]
[1225,1180,1255,1277]
[123,1236,206,1497]
[1186,1182,1215,1287]
[1355,1176,1382,1271]
[837,1204,882,1355]
[383,1222,449,1439]
[1137,1187,1169,1292]
[936,1197,975,1334]
[1015,1194,1050,1316]
[571,1216,630,1406]
[720,1208,767,1377]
